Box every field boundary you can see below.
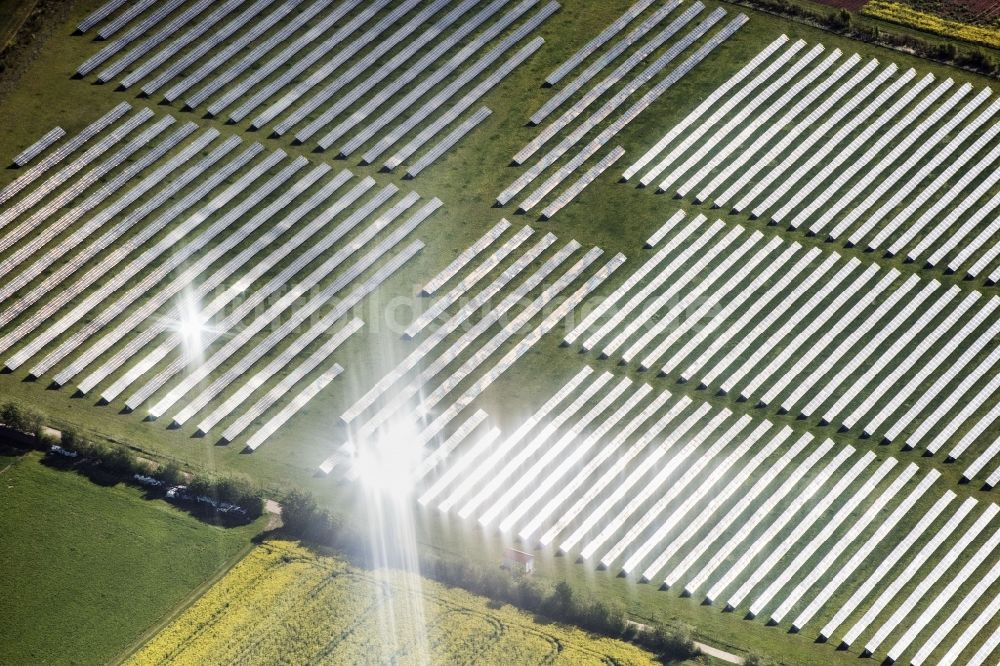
[863,0,1000,51]
[627,620,743,664]
[110,535,261,666]
[720,0,1000,77]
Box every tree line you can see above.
[281,489,702,663]
[732,0,999,77]
[0,401,263,519]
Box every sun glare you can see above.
[170,288,209,367]
[351,419,422,499]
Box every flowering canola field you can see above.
[127,541,658,666]
[863,0,1000,49]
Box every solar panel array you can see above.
[10,127,65,168]
[627,36,1000,283]
[403,365,998,664]
[323,221,625,474]
[495,1,747,218]
[73,0,551,176]
[7,3,997,663]
[563,210,1000,486]
[0,106,440,450]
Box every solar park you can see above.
[0,0,998,663]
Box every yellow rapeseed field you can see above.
[862,1,1000,50]
[127,541,659,665]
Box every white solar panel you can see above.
[514,2,703,166]
[624,34,788,182]
[97,157,313,402]
[357,8,554,165]
[703,56,880,206]
[755,267,895,407]
[935,589,1000,666]
[863,504,999,657]
[204,0,364,116]
[865,304,1000,439]
[543,0,657,86]
[856,99,1000,247]
[499,7,733,206]
[231,0,395,124]
[182,0,328,108]
[538,389,679,546]
[817,487,954,639]
[779,76,952,227]
[243,363,346,451]
[659,243,804,378]
[654,43,830,194]
[11,127,65,167]
[97,0,215,83]
[370,242,591,433]
[538,3,680,131]
[838,497,978,647]
[0,128,221,363]
[625,230,765,366]
[651,426,797,586]
[313,0,517,149]
[748,68,922,219]
[291,0,486,144]
[147,198,435,418]
[721,449,871,610]
[787,467,936,631]
[775,273,919,412]
[407,226,532,338]
[0,102,129,206]
[817,285,967,424]
[509,383,657,537]
[683,438,831,596]
[887,524,1000,661]
[748,457,901,618]
[414,409,490,481]
[736,63,904,214]
[340,232,556,426]
[200,319,363,436]
[77,0,186,76]
[811,84,983,236]
[623,417,765,576]
[584,215,717,351]
[421,219,510,296]
[340,1,557,157]
[0,109,155,241]
[118,0,247,89]
[456,369,612,518]
[261,0,438,133]
[139,0,279,95]
[13,134,241,376]
[77,0,131,33]
[423,251,623,443]
[538,146,625,219]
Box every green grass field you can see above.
[0,1,996,664]
[0,446,263,665]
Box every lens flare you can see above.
[351,419,422,499]
[352,416,429,662]
[169,288,207,367]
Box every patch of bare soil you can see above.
[0,0,74,105]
